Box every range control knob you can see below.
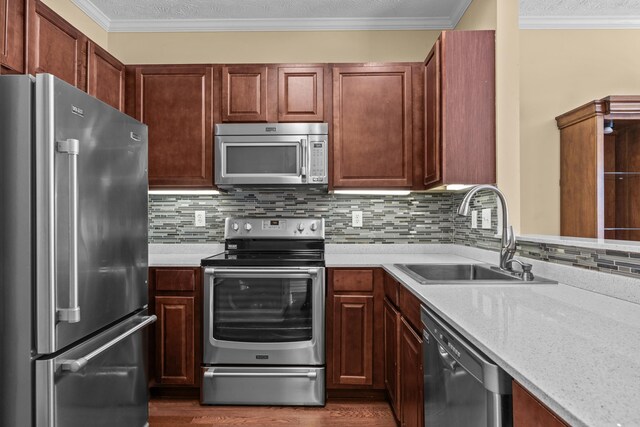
[310,222,318,232]
[244,223,252,232]
[231,223,240,232]
[297,223,305,232]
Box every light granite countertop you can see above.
[149,243,640,426]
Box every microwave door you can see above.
[216,136,307,185]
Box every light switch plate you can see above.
[352,211,363,227]
[481,208,491,229]
[471,211,478,229]
[195,210,206,227]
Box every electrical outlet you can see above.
[352,211,363,227]
[481,208,491,229]
[195,210,206,227]
[471,211,478,229]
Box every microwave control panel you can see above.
[309,140,327,183]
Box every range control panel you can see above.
[224,217,325,239]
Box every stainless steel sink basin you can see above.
[394,263,557,285]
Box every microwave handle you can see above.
[301,139,307,178]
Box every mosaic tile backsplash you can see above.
[149,191,455,244]
[149,189,640,280]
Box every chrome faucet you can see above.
[457,185,517,272]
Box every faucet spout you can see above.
[457,185,516,270]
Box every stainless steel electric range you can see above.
[200,217,325,406]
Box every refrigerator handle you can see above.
[56,138,81,324]
[60,315,157,373]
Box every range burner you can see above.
[201,217,325,267]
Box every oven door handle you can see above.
[204,267,320,276]
[204,370,317,380]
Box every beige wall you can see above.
[109,31,440,64]
[42,0,108,49]
[455,0,497,30]
[519,30,640,235]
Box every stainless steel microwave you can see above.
[214,123,328,189]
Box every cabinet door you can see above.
[384,299,401,418]
[513,381,569,427]
[87,42,124,111]
[333,65,413,188]
[424,40,441,187]
[400,318,424,427]
[154,296,195,385]
[331,294,374,386]
[222,65,269,122]
[133,65,214,188]
[278,66,324,122]
[0,0,25,73]
[28,0,86,89]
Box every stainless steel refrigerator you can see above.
[0,74,155,427]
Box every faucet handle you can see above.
[505,258,534,281]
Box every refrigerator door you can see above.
[36,310,155,427]
[35,74,149,354]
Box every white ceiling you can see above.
[72,0,473,32]
[72,0,640,32]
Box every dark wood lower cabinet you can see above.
[326,268,385,392]
[155,295,195,385]
[383,298,401,418]
[149,267,201,397]
[513,381,569,427]
[383,272,424,427]
[399,317,424,427]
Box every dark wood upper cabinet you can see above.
[222,65,270,122]
[332,64,413,188]
[278,66,324,122]
[0,0,26,74]
[28,0,86,89]
[424,39,441,187]
[129,65,214,188]
[423,30,496,189]
[87,41,125,111]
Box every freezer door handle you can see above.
[56,138,81,323]
[60,315,156,373]
[204,370,317,380]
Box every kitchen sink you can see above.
[394,263,557,285]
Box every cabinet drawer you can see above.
[155,268,197,292]
[513,381,569,427]
[383,273,399,306]
[398,285,422,332]
[333,269,374,292]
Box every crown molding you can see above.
[72,0,111,31]
[520,15,640,29]
[107,17,455,32]
[449,0,474,29]
[72,0,456,32]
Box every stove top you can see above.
[201,217,326,267]
[201,251,325,267]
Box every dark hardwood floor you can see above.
[149,398,398,426]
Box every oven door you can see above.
[203,267,324,366]
[215,135,308,186]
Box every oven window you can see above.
[213,276,312,342]
[226,145,298,175]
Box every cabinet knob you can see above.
[244,223,252,231]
